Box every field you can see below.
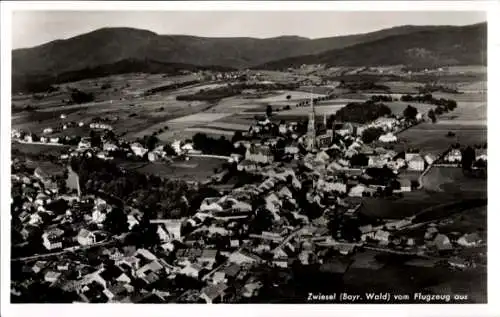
[168,112,233,123]
[254,90,326,103]
[11,142,71,157]
[421,167,487,195]
[359,191,460,220]
[136,157,226,181]
[385,101,436,116]
[395,123,486,156]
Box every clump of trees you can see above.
[337,81,390,92]
[370,95,394,102]
[350,153,369,167]
[176,86,241,101]
[361,127,385,144]
[418,84,459,94]
[70,89,95,104]
[336,101,392,124]
[266,105,273,117]
[100,83,112,90]
[192,133,235,156]
[428,109,437,123]
[403,105,418,121]
[400,94,457,111]
[70,156,197,219]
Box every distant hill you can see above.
[257,23,487,70]
[12,23,486,92]
[11,58,234,93]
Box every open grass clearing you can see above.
[136,157,226,181]
[203,121,251,131]
[395,124,487,156]
[421,167,486,194]
[184,127,235,136]
[11,142,71,157]
[358,191,458,220]
[254,90,326,103]
[168,112,233,123]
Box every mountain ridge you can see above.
[12,22,486,93]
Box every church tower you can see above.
[306,91,317,151]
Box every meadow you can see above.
[395,125,487,156]
[421,167,486,194]
[136,157,226,181]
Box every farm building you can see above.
[445,149,462,163]
[407,155,425,171]
[245,144,274,164]
[378,133,397,143]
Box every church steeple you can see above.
[306,89,316,151]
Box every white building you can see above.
[78,138,92,149]
[77,229,96,246]
[445,149,462,163]
[378,133,397,143]
[131,143,148,157]
[103,142,118,152]
[408,155,425,171]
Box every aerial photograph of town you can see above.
[8,9,487,304]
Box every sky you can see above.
[12,11,486,49]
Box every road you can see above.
[13,140,69,147]
[186,153,232,161]
[11,233,130,262]
[271,225,310,254]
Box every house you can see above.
[448,256,469,269]
[32,261,48,274]
[475,149,487,162]
[399,179,412,192]
[457,233,482,247]
[237,159,259,172]
[285,144,300,155]
[242,280,263,298]
[373,230,390,245]
[224,263,241,280]
[445,149,462,163]
[200,249,218,267]
[156,224,171,242]
[103,283,129,301]
[230,239,240,248]
[34,167,51,182]
[407,155,425,171]
[42,228,64,250]
[136,260,164,279]
[148,151,161,162]
[103,142,118,152]
[229,251,261,265]
[434,234,452,251]
[44,271,62,283]
[230,153,243,163]
[130,143,148,157]
[78,138,92,149]
[200,283,228,304]
[424,227,439,240]
[424,154,437,165]
[97,151,112,160]
[348,184,367,197]
[77,228,96,246]
[179,263,203,279]
[211,272,227,285]
[378,133,397,143]
[245,144,274,164]
[152,219,183,241]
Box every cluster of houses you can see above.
[11,92,485,303]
